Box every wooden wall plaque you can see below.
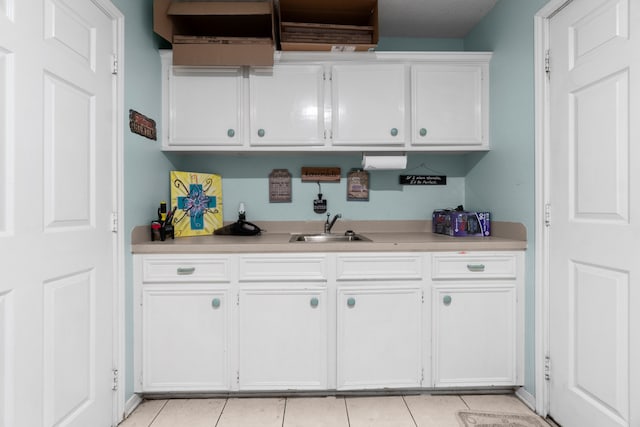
[269,169,292,202]
[301,167,341,182]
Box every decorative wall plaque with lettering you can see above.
[129,109,157,140]
[399,175,447,185]
[269,169,292,203]
[301,167,341,182]
[347,169,369,201]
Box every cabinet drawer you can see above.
[336,255,423,281]
[142,255,231,283]
[238,255,327,282]
[431,253,517,280]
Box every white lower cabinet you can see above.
[134,254,232,392]
[134,250,523,393]
[430,252,524,388]
[238,288,328,390]
[337,286,423,389]
[142,286,231,391]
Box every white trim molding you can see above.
[533,0,572,418]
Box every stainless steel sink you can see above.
[289,233,372,243]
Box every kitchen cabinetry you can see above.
[411,64,488,148]
[249,64,326,146]
[161,53,243,147]
[330,64,407,146]
[134,255,232,392]
[335,254,425,389]
[430,252,524,387]
[133,248,522,393]
[237,255,329,390]
[160,51,491,152]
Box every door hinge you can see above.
[544,356,551,381]
[237,294,240,306]
[237,371,240,384]
[112,54,119,75]
[544,203,551,227]
[421,368,424,384]
[111,212,118,232]
[112,369,119,391]
[544,49,550,75]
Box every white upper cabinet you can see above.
[411,63,488,148]
[330,64,407,146]
[160,51,491,152]
[162,58,243,148]
[249,64,326,146]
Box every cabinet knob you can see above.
[390,128,398,137]
[211,298,221,309]
[176,267,195,275]
[419,128,427,137]
[443,295,452,306]
[257,128,265,137]
[227,129,235,138]
[467,264,486,272]
[347,297,356,308]
[310,297,319,308]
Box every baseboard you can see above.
[124,393,143,418]
[515,387,536,412]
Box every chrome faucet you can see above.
[324,213,342,234]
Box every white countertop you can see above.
[131,220,527,254]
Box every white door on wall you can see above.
[0,0,119,426]
[547,0,639,426]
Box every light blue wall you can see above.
[116,0,547,402]
[464,0,548,396]
[111,0,175,401]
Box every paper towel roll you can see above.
[361,154,408,170]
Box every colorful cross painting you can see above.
[170,171,223,237]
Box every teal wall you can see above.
[111,0,175,401]
[464,0,548,395]
[115,0,547,402]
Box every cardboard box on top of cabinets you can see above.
[278,0,378,52]
[153,0,275,66]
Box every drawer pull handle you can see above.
[347,297,356,308]
[443,295,452,306]
[390,127,398,137]
[467,264,486,272]
[211,298,221,309]
[419,127,427,137]
[227,129,235,138]
[176,267,196,275]
[257,128,265,137]
[310,297,319,308]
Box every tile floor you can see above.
[118,393,553,427]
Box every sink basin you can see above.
[289,233,372,243]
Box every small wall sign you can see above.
[129,109,157,140]
[399,175,447,185]
[301,167,341,182]
[347,169,369,201]
[269,169,292,203]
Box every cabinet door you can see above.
[411,64,487,148]
[432,285,516,387]
[142,287,230,391]
[250,65,326,146]
[331,64,407,146]
[337,287,422,389]
[168,67,243,147]
[238,288,328,390]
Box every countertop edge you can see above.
[131,220,527,254]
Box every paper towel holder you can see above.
[361,152,408,170]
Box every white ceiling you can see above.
[378,0,499,38]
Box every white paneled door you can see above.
[547,0,639,426]
[0,0,120,426]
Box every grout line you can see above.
[281,397,288,427]
[214,398,229,427]
[343,396,351,427]
[147,399,169,427]
[401,396,418,427]
[459,395,471,409]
